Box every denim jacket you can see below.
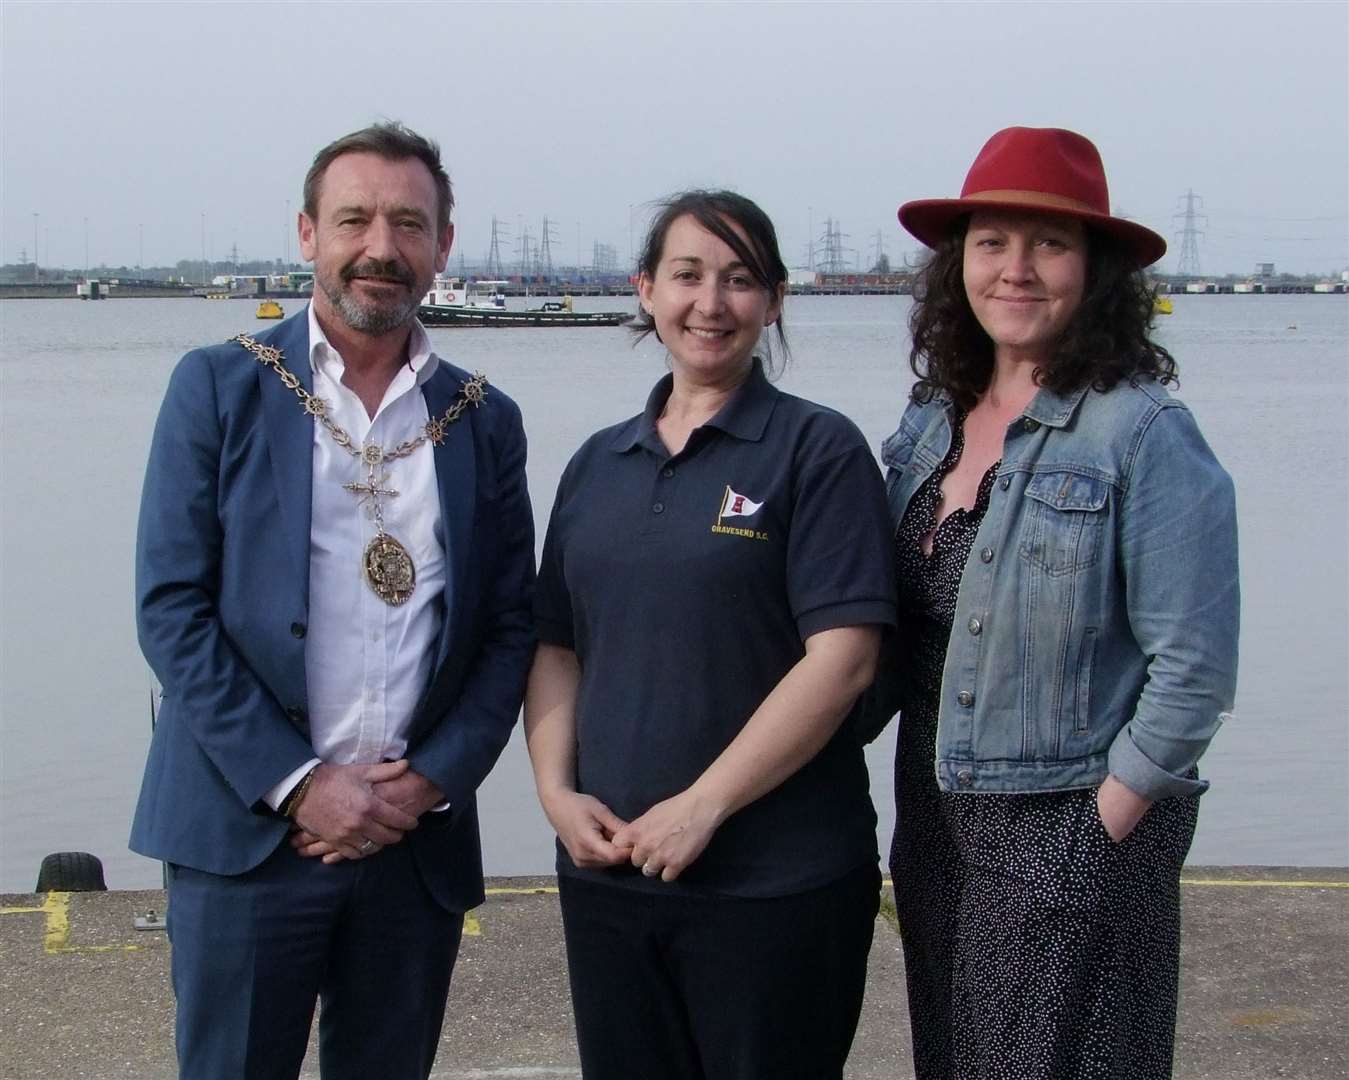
[878,378,1239,803]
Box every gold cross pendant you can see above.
[342,474,400,506]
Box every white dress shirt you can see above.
[265,303,447,809]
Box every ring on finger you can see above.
[359,839,377,855]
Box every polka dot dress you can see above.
[888,417,1201,1080]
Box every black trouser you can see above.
[892,779,1199,1080]
[557,863,880,1080]
[167,840,462,1080]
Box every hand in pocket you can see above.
[1096,774,1153,843]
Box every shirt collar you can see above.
[930,380,1091,430]
[1024,383,1091,427]
[306,301,439,387]
[610,357,778,453]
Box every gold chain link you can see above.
[231,333,488,459]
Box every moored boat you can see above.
[418,277,633,328]
[256,299,285,319]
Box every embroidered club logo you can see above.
[712,485,768,541]
[718,486,763,520]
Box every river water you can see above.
[1,294,1345,891]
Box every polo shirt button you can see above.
[956,690,975,708]
[652,502,664,514]
[1023,418,1040,432]
[980,546,994,563]
[967,617,982,636]
[662,466,674,478]
[957,770,974,786]
[999,475,1011,490]
[290,622,306,639]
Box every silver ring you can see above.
[359,839,377,855]
[641,862,658,877]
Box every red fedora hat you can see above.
[898,127,1167,268]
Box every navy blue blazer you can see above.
[129,311,536,912]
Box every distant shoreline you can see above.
[3,284,1346,300]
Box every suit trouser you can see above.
[167,838,463,1080]
[558,862,880,1080]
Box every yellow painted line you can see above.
[485,886,559,896]
[877,891,899,932]
[42,891,70,952]
[0,892,140,954]
[468,886,558,936]
[1180,878,1349,889]
[882,876,1349,890]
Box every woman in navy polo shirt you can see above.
[524,190,897,1079]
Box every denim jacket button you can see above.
[999,475,1011,490]
[956,690,975,708]
[957,770,974,786]
[1023,418,1040,432]
[980,546,994,563]
[967,617,982,636]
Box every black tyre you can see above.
[35,851,107,892]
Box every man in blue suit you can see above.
[130,122,535,1079]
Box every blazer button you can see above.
[1000,475,1011,491]
[957,770,974,786]
[980,546,994,563]
[956,690,975,708]
[967,617,982,636]
[662,466,675,478]
[1023,418,1040,432]
[285,706,308,727]
[652,502,665,514]
[290,622,306,639]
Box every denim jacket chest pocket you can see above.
[1018,469,1111,576]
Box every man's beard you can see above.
[320,258,423,335]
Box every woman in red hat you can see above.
[869,127,1240,1077]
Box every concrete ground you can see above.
[1,867,1345,1079]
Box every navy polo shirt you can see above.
[536,360,897,898]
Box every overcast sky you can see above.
[3,1,1346,276]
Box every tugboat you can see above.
[256,299,285,319]
[418,278,632,328]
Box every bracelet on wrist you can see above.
[282,766,318,819]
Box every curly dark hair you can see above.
[630,189,790,375]
[908,217,1177,410]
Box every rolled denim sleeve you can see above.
[1107,401,1239,801]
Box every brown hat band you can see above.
[963,189,1103,216]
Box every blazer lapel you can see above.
[423,367,477,669]
[257,313,315,601]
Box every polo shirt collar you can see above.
[610,357,778,454]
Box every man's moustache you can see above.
[342,261,415,287]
